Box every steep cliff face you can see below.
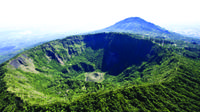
[83,33,156,75]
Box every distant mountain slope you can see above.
[98,17,186,40]
[103,17,169,33]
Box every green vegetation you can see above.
[0,32,200,111]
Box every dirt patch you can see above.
[85,72,104,82]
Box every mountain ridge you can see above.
[0,20,200,111]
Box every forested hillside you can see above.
[0,32,200,111]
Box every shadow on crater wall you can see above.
[83,33,155,75]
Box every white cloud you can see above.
[18,31,32,35]
[0,0,199,32]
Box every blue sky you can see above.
[0,0,199,33]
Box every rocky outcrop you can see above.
[9,54,38,73]
[45,50,64,65]
[10,55,28,69]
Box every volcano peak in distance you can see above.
[117,17,146,23]
[98,17,183,40]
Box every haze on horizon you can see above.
[0,0,200,34]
